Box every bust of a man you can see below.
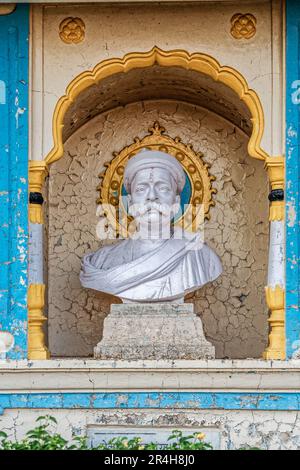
[80,150,222,302]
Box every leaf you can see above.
[48,416,58,424]
[36,416,46,422]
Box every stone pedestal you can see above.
[94,303,215,360]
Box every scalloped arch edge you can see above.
[44,46,269,165]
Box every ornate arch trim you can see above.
[44,46,268,165]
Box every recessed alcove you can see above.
[62,65,253,142]
[44,62,268,358]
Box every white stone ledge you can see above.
[1,358,300,370]
[0,359,300,393]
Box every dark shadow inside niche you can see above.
[62,65,252,143]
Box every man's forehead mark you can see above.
[135,168,173,178]
[149,168,154,183]
[132,168,174,185]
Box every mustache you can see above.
[128,202,177,217]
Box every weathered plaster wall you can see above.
[2,360,299,449]
[47,100,268,358]
[1,407,300,450]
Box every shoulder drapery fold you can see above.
[80,233,222,301]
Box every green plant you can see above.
[164,430,212,450]
[95,430,212,450]
[0,416,82,450]
[0,416,213,451]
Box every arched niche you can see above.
[34,48,271,359]
[47,101,268,358]
[28,48,279,360]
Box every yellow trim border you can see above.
[39,46,286,361]
[44,46,268,165]
[263,285,286,360]
[269,201,284,221]
[264,156,285,190]
[28,284,50,360]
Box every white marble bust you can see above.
[80,150,222,302]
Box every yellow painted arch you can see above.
[44,46,268,165]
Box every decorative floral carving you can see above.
[230,13,257,40]
[59,17,85,44]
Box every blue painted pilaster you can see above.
[286,0,300,357]
[0,5,29,358]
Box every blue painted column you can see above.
[286,0,300,357]
[0,5,29,359]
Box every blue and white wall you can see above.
[286,0,300,358]
[0,5,29,359]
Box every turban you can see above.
[123,149,186,194]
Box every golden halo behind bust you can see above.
[97,122,216,235]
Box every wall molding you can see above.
[1,359,300,394]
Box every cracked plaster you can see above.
[1,408,300,450]
[46,100,269,358]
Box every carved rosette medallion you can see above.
[59,17,85,44]
[98,122,216,235]
[230,13,257,40]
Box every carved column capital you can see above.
[265,158,285,223]
[29,161,48,224]
[29,161,48,194]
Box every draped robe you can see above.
[80,231,223,302]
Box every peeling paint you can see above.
[287,125,297,138]
[15,106,26,129]
[0,5,29,359]
[287,201,296,227]
[0,331,14,356]
[286,0,300,358]
[2,407,300,450]
[0,80,6,105]
[0,392,299,415]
